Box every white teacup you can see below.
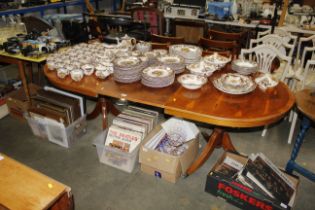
[70,69,84,82]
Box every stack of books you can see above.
[214,153,296,208]
[105,106,159,153]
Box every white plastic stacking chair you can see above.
[250,34,295,58]
[288,59,315,144]
[295,34,315,65]
[240,44,292,81]
[257,28,298,47]
[240,44,292,137]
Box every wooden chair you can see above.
[199,37,237,59]
[130,6,164,35]
[151,42,169,50]
[151,34,184,44]
[208,29,247,55]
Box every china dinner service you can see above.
[157,55,185,74]
[177,74,207,90]
[203,53,231,68]
[186,61,218,77]
[212,73,257,95]
[231,59,258,75]
[113,56,145,83]
[141,66,175,88]
[169,44,202,64]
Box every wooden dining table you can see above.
[44,64,295,175]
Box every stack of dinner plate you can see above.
[141,66,175,88]
[157,55,185,74]
[169,44,202,64]
[113,56,144,83]
[231,59,258,75]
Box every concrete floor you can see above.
[0,99,315,210]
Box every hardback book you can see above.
[242,154,295,205]
[105,125,143,153]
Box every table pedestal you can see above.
[86,96,120,130]
[286,116,315,181]
[186,128,237,176]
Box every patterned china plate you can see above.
[212,73,256,95]
[157,55,183,64]
[142,66,173,78]
[114,56,140,67]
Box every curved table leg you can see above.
[186,128,238,176]
[86,96,121,130]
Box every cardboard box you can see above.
[6,84,40,121]
[205,152,299,210]
[139,125,199,183]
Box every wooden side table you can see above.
[285,89,315,181]
[0,153,73,210]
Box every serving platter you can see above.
[212,73,256,95]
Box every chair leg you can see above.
[288,112,298,144]
[261,125,268,137]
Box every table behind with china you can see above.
[0,50,47,101]
[44,56,295,176]
[0,153,73,210]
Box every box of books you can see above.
[139,118,200,183]
[94,129,140,173]
[205,152,299,210]
[94,106,160,173]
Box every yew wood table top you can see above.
[164,70,295,128]
[44,65,295,128]
[0,153,72,210]
[44,66,179,108]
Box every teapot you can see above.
[116,34,136,51]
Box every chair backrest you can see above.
[240,44,292,81]
[199,37,237,59]
[296,35,315,64]
[249,34,295,57]
[208,29,247,55]
[208,29,245,42]
[151,34,184,44]
[301,59,315,89]
[130,6,164,35]
[257,28,298,47]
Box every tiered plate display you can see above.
[169,44,202,64]
[141,66,175,88]
[157,55,185,74]
[231,59,258,75]
[113,56,144,83]
[212,73,256,95]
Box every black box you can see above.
[205,152,299,210]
